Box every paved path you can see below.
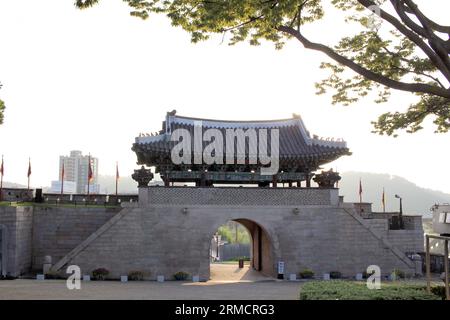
[0,279,301,300]
[210,263,272,282]
[0,265,300,300]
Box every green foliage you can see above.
[92,268,110,280]
[173,271,189,281]
[218,223,250,244]
[299,281,441,300]
[74,1,450,136]
[228,256,251,262]
[330,271,342,279]
[128,270,145,281]
[45,271,65,280]
[430,286,446,300]
[299,269,315,279]
[391,269,405,279]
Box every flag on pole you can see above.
[61,162,65,195]
[358,178,363,204]
[382,188,386,213]
[115,162,119,196]
[0,155,4,178]
[88,156,93,182]
[87,154,92,198]
[27,157,32,190]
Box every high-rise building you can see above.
[50,150,100,194]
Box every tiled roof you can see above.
[132,113,350,162]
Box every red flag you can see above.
[27,158,32,190]
[88,156,93,182]
[27,158,32,177]
[358,179,363,203]
[115,162,119,196]
[60,162,65,195]
[61,162,65,180]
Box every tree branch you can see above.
[277,25,450,99]
[356,0,450,83]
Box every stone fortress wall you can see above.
[0,187,424,280]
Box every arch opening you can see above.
[209,218,275,281]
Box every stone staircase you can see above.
[342,206,415,269]
[50,206,135,272]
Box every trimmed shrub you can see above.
[330,271,342,279]
[299,281,440,300]
[45,271,65,280]
[299,269,315,279]
[173,271,189,281]
[128,271,145,281]
[0,274,16,280]
[391,269,405,279]
[92,268,110,281]
[430,286,446,300]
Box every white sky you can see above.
[0,0,449,193]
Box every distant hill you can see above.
[338,171,450,216]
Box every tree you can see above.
[75,0,450,136]
[0,83,5,125]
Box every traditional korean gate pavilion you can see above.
[132,111,351,187]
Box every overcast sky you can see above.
[0,0,449,194]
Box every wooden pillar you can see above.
[288,182,292,188]
[297,181,302,188]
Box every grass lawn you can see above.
[299,280,442,300]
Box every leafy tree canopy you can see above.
[75,0,450,136]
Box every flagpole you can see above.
[382,187,386,213]
[27,157,31,191]
[359,178,363,214]
[60,162,64,196]
[115,161,119,196]
[87,154,91,199]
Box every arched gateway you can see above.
[47,112,422,281]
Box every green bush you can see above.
[430,286,446,300]
[45,271,65,280]
[92,268,110,281]
[330,271,342,279]
[228,256,251,262]
[299,281,440,300]
[173,271,189,281]
[128,271,145,281]
[391,269,405,279]
[299,269,315,279]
